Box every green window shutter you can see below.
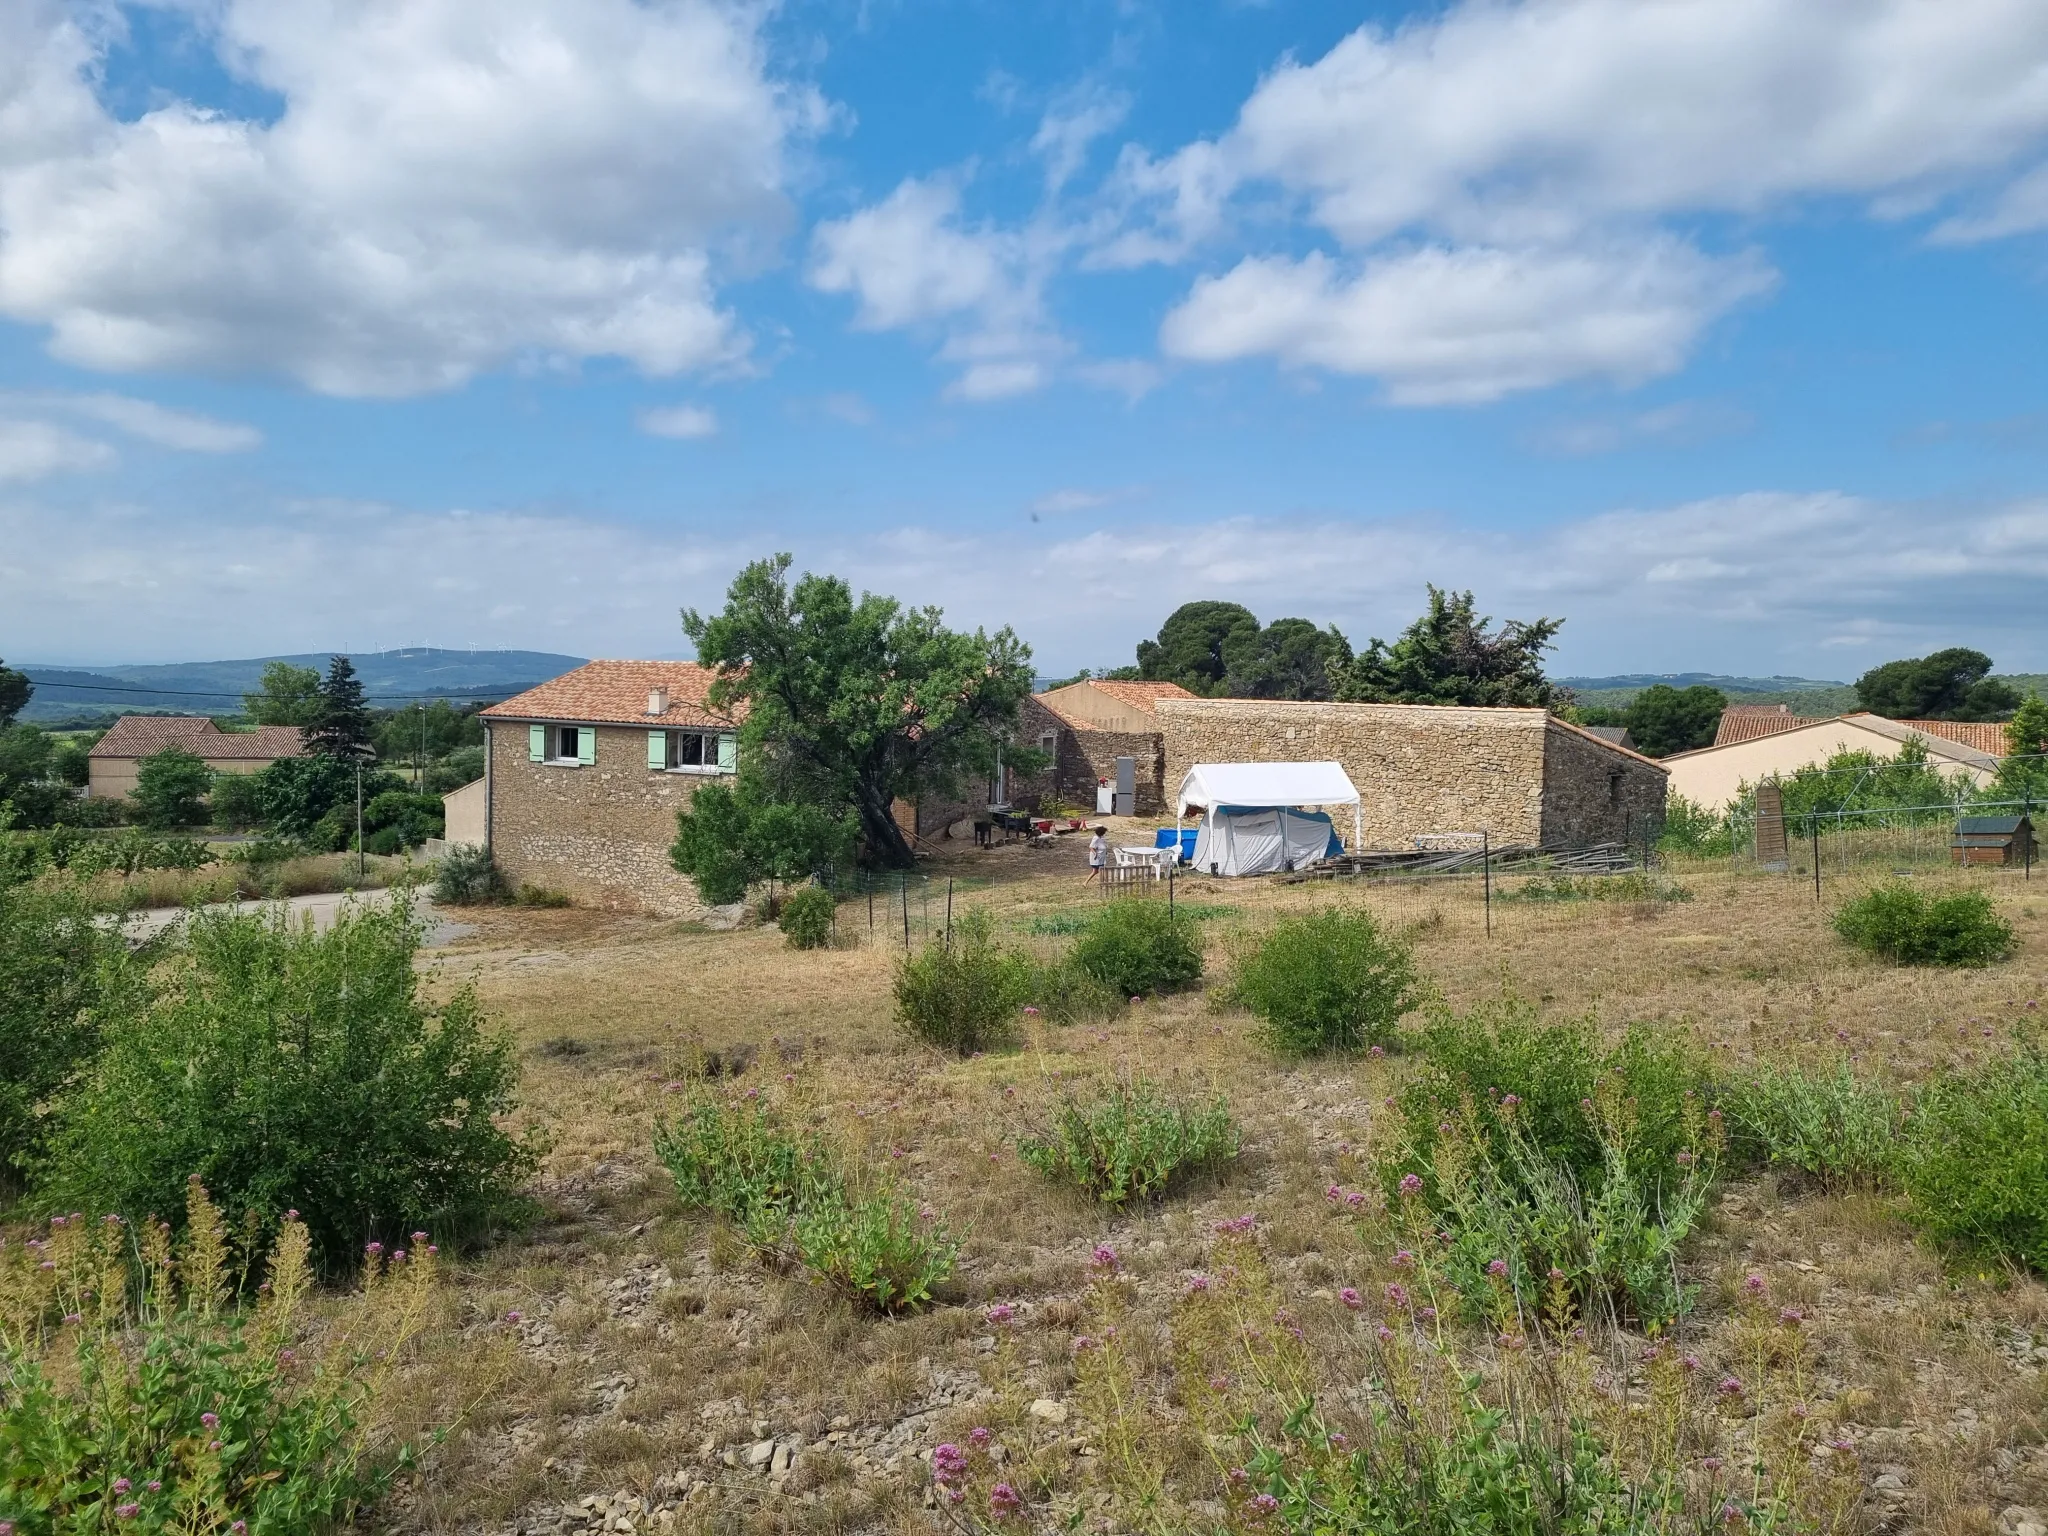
[647,730,667,769]
[528,725,545,762]
[717,733,737,772]
[577,727,597,766]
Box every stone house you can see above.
[86,715,306,800]
[896,678,1195,841]
[1156,698,1667,850]
[477,661,744,913]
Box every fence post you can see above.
[1482,829,1492,937]
[1812,823,1821,903]
[1168,861,1175,917]
[867,875,874,932]
[902,878,910,950]
[945,878,954,947]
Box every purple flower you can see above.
[1023,1006,1040,1016]
[1325,1183,1342,1202]
[1548,1266,1566,1282]
[1250,1493,1280,1515]
[1091,1244,1118,1271]
[1186,1275,1210,1295]
[986,1302,1015,1324]
[115,1505,139,1520]
[1391,1249,1414,1268]
[1375,1324,1394,1342]
[145,1483,160,1494]
[932,1442,969,1485]
[112,1479,132,1493]
[1721,1502,1743,1525]
[505,1310,522,1323]
[1676,1150,1694,1166]
[969,1426,992,1448]
[1210,1375,1231,1392]
[1215,1213,1257,1234]
[1742,1273,1766,1295]
[1328,1433,1347,1449]
[1701,1456,1724,1472]
[365,1242,382,1255]
[1072,1335,1096,1352]
[1345,1191,1365,1208]
[1383,1282,1409,1308]
[1779,1307,1803,1326]
[1486,1258,1508,1277]
[989,1482,1023,1519]
[1682,1354,1700,1371]
[1718,1376,1743,1396]
[201,1412,218,1428]
[1338,1287,1361,1310]
[1398,1173,1424,1198]
[1418,1306,1438,1322]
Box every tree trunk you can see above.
[854,781,916,869]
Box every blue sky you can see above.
[5,0,2048,678]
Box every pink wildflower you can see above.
[1338,1287,1361,1310]
[969,1426,992,1448]
[989,1482,1023,1519]
[1718,1376,1743,1396]
[1091,1243,1118,1270]
[1398,1173,1424,1198]
[1487,1258,1508,1277]
[986,1303,1015,1324]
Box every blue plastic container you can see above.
[1153,827,1199,862]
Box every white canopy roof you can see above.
[1175,760,1360,818]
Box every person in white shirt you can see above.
[1086,827,1108,882]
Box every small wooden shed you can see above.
[1951,814,2035,868]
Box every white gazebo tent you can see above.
[1174,761,1362,877]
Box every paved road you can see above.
[123,887,477,948]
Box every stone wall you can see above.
[1156,698,1662,850]
[486,723,714,915]
[1540,722,1668,846]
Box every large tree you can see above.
[305,655,375,761]
[1135,602,1259,695]
[1855,648,2020,721]
[684,555,1037,868]
[243,661,324,726]
[1222,618,1353,701]
[0,659,29,730]
[1332,587,1563,707]
[1624,684,1727,757]
[131,746,213,830]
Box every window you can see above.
[651,729,736,773]
[530,724,592,765]
[556,726,583,762]
[1038,732,1057,755]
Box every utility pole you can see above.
[355,759,365,879]
[417,701,426,790]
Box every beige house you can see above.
[87,715,306,800]
[1156,697,1667,850]
[476,661,744,913]
[440,776,488,847]
[1663,712,2003,811]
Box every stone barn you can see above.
[1156,698,1666,850]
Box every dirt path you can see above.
[122,886,477,947]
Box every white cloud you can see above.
[821,392,875,425]
[0,419,114,483]
[1525,399,1756,457]
[60,394,261,452]
[8,483,2045,675]
[0,0,823,396]
[1111,0,2048,402]
[809,177,1066,399]
[637,404,719,440]
[1031,84,1130,195]
[1161,242,1772,404]
[1030,488,1114,516]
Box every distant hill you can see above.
[1561,671,2048,718]
[16,649,586,721]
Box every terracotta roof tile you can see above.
[88,717,306,760]
[479,660,744,728]
[1086,680,1196,712]
[1712,707,1827,747]
[1898,719,2009,755]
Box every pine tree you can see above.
[306,655,374,761]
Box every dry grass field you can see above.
[378,841,2048,1536]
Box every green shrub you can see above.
[130,746,213,831]
[1397,998,1711,1200]
[1026,958,1122,1027]
[779,885,836,949]
[1901,1039,2048,1272]
[893,908,1032,1055]
[207,769,268,831]
[39,895,541,1274]
[1233,907,1420,1054]
[1722,1061,1905,1189]
[0,879,149,1188]
[0,1182,442,1535]
[1833,883,2013,966]
[432,843,505,905]
[1069,898,1203,998]
[1017,1076,1238,1205]
[1497,870,1693,904]
[791,1191,960,1314]
[515,883,572,908]
[653,1088,955,1313]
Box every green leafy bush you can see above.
[1833,883,2014,966]
[1017,1076,1238,1205]
[514,883,572,908]
[0,1181,440,1535]
[1657,792,1733,857]
[894,908,1032,1055]
[0,879,149,1188]
[1232,907,1420,1054]
[39,895,540,1274]
[1498,870,1693,904]
[1026,958,1122,1027]
[130,747,213,831]
[779,885,836,949]
[1901,1038,2048,1272]
[207,769,268,831]
[653,1088,956,1313]
[432,843,505,906]
[1069,898,1203,998]
[1395,998,1711,1199]
[1722,1061,1905,1189]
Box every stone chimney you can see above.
[647,687,668,716]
